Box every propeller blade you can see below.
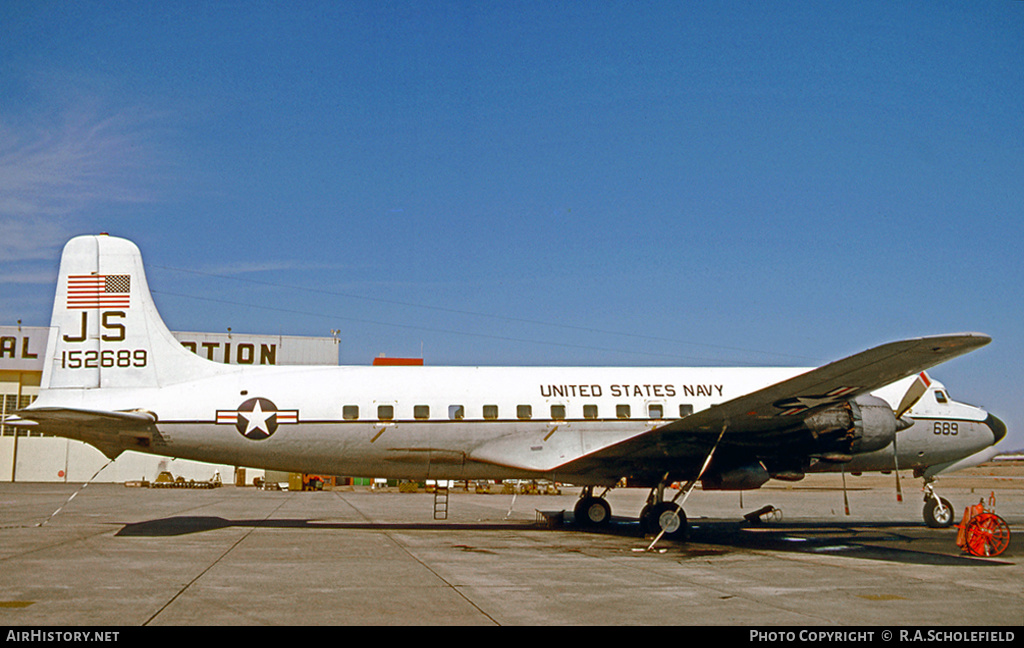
[894,372,931,418]
[893,433,903,503]
[892,372,924,503]
[842,469,850,516]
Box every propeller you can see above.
[837,372,931,515]
[895,371,931,419]
[889,372,932,502]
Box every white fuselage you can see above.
[22,235,1001,491]
[37,363,996,484]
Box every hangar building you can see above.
[1,325,338,483]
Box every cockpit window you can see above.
[934,391,948,404]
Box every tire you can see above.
[638,504,654,534]
[642,502,688,541]
[574,497,611,526]
[923,497,954,528]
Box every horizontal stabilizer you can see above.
[9,407,158,460]
[10,407,156,426]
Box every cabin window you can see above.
[583,404,598,419]
[550,404,566,420]
[517,404,532,420]
[414,405,430,420]
[648,404,663,419]
[448,405,465,420]
[935,391,948,404]
[342,405,359,420]
[483,404,498,420]
[616,404,631,419]
[377,405,394,421]
[679,404,694,417]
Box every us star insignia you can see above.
[216,397,299,440]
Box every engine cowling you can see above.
[802,394,898,455]
[701,462,771,491]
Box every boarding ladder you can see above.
[433,481,450,520]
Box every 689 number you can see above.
[933,421,959,436]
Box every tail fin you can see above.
[42,234,227,390]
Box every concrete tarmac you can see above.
[0,468,1021,626]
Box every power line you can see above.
[152,290,760,364]
[151,264,822,364]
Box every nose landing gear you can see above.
[922,478,954,528]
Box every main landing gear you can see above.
[573,426,725,544]
[573,486,612,526]
[639,484,688,540]
[572,484,689,541]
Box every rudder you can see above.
[42,234,227,390]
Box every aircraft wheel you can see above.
[574,496,611,527]
[923,497,955,528]
[642,502,687,540]
[638,504,654,534]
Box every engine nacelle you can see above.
[802,394,898,455]
[701,462,771,491]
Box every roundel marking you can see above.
[236,397,279,440]
[215,397,299,441]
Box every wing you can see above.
[554,332,991,483]
[6,407,159,459]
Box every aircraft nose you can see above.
[985,413,1007,445]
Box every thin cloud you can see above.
[196,261,311,276]
[0,218,69,262]
[0,97,165,261]
[0,268,57,285]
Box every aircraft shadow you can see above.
[577,515,1012,566]
[114,516,538,537]
[683,519,1012,567]
[113,514,1011,567]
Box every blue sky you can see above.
[2,2,1022,449]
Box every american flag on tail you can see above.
[66,275,131,309]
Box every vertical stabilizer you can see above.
[42,234,228,390]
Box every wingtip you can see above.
[921,332,991,348]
